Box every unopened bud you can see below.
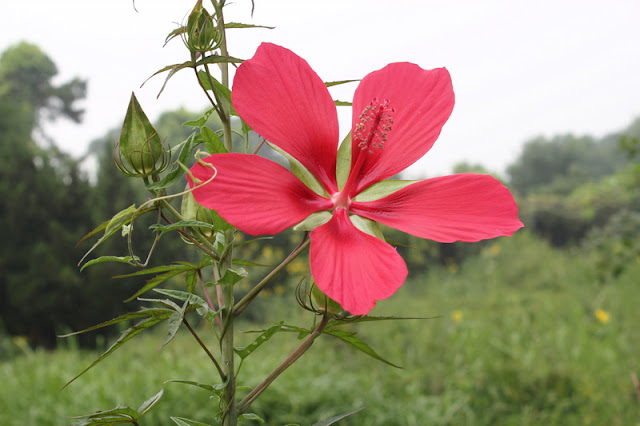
[116,93,167,177]
[184,0,221,53]
[311,282,344,315]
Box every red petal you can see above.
[309,209,408,315]
[350,64,454,193]
[232,43,339,193]
[351,174,524,243]
[188,153,332,236]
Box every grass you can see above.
[1,231,639,425]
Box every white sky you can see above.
[1,0,639,178]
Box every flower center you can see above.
[353,97,394,154]
[331,191,351,210]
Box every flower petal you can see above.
[309,209,408,315]
[232,43,339,192]
[188,153,332,236]
[350,64,455,193]
[351,174,524,243]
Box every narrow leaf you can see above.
[239,413,265,423]
[137,388,165,417]
[171,417,212,426]
[124,268,192,302]
[225,22,274,29]
[323,329,402,368]
[201,126,228,154]
[114,264,193,279]
[311,407,366,426]
[235,322,284,360]
[80,256,139,272]
[218,268,248,286]
[166,379,228,393]
[63,310,174,388]
[150,220,215,236]
[324,79,359,88]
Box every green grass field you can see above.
[1,232,639,425]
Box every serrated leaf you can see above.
[63,309,174,388]
[201,126,228,154]
[79,205,156,265]
[114,264,194,279]
[150,220,216,236]
[124,268,192,302]
[323,329,402,368]
[354,179,418,202]
[311,407,366,426]
[80,256,139,272]
[218,267,248,286]
[170,417,212,426]
[183,108,214,127]
[235,322,284,359]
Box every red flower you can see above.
[189,43,523,315]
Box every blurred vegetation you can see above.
[1,232,638,425]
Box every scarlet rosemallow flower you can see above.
[189,43,523,315]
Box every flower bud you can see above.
[184,0,221,53]
[116,93,167,177]
[311,282,344,315]
[181,189,217,238]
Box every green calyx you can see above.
[116,93,167,177]
[184,0,222,53]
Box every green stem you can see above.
[238,313,329,414]
[212,0,233,152]
[233,235,310,315]
[219,227,237,425]
[184,318,225,380]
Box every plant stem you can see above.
[212,0,233,152]
[233,235,310,315]
[238,313,329,413]
[184,318,225,380]
[219,227,237,425]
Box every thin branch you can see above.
[238,313,328,413]
[184,317,226,380]
[233,234,310,315]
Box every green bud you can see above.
[116,93,167,177]
[182,190,214,235]
[184,0,221,53]
[311,282,344,315]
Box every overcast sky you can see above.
[1,0,639,178]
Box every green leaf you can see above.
[124,267,193,302]
[232,258,273,267]
[235,322,284,359]
[354,179,418,202]
[137,388,164,417]
[80,256,139,272]
[334,100,352,106]
[218,267,248,286]
[326,315,436,328]
[183,107,215,127]
[150,220,216,236]
[164,26,186,46]
[166,379,228,393]
[267,142,326,196]
[201,126,228,154]
[336,133,352,190]
[225,22,274,29]
[171,417,212,426]
[311,407,366,426]
[146,133,197,190]
[63,308,175,388]
[114,263,194,279]
[323,328,402,368]
[143,60,194,99]
[159,310,184,350]
[324,79,359,88]
[239,413,265,423]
